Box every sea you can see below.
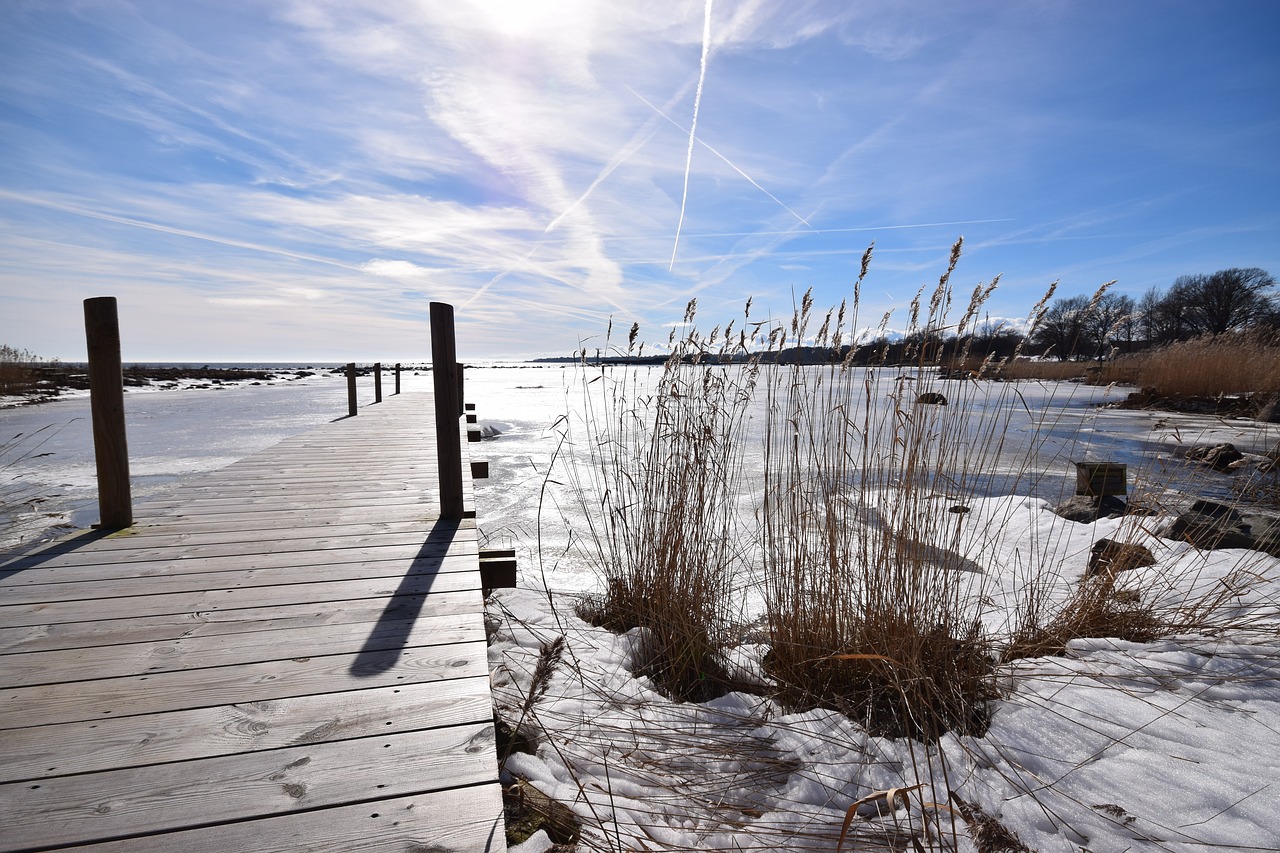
[2,362,1270,589]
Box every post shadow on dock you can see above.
[0,528,116,581]
[348,517,461,676]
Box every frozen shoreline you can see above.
[3,367,1279,850]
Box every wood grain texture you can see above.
[0,590,476,655]
[0,568,481,627]
[0,550,479,599]
[0,678,492,782]
[54,784,505,853]
[1,639,489,729]
[1,610,485,687]
[0,391,504,850]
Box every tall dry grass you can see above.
[1102,330,1280,397]
[758,241,1003,740]
[519,244,1280,851]
[563,241,1271,742]
[571,311,761,701]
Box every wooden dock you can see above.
[0,391,504,851]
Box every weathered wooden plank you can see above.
[1,610,485,687]
[2,539,478,584]
[0,590,475,655]
[7,519,439,556]
[0,528,460,570]
[0,639,488,728]
[55,784,505,853]
[121,512,476,537]
[0,552,480,605]
[138,492,439,515]
[136,489,440,510]
[143,501,461,524]
[140,479,440,501]
[0,678,491,782]
[0,570,481,628]
[0,723,497,850]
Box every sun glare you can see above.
[473,0,561,40]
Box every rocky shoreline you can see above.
[1,365,319,406]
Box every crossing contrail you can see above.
[670,0,714,271]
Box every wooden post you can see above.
[456,362,465,416]
[374,362,383,403]
[346,363,357,417]
[83,297,132,529]
[431,303,464,518]
[394,363,401,395]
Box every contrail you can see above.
[0,189,363,271]
[627,84,815,231]
[670,0,714,271]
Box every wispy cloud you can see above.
[1,0,1276,359]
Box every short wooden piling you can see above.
[374,363,383,403]
[394,363,402,395]
[83,297,133,529]
[431,303,464,519]
[456,362,465,416]
[346,363,357,417]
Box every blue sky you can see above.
[2,0,1277,361]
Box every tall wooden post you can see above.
[394,363,401,395]
[374,362,383,403]
[346,363,357,417]
[83,297,132,529]
[430,302,464,518]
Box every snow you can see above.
[471,367,1280,851]
[489,587,1280,851]
[3,366,1279,850]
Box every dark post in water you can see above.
[346,363,357,417]
[430,302,464,518]
[83,297,133,529]
[374,362,383,403]
[394,363,401,395]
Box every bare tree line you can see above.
[1028,267,1276,360]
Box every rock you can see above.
[1086,538,1157,578]
[1184,443,1244,471]
[1256,396,1280,423]
[1159,500,1255,550]
[1241,513,1280,558]
[916,392,948,405]
[1053,494,1128,523]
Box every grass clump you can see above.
[563,238,1272,748]
[1003,571,1167,661]
[759,240,1017,740]
[1102,330,1280,397]
[570,311,758,702]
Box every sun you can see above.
[472,0,561,41]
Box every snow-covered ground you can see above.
[3,365,1278,850]
[468,367,1280,852]
[490,581,1279,852]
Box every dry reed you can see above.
[570,308,760,701]
[528,240,1279,850]
[1102,330,1280,397]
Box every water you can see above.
[4,363,1276,587]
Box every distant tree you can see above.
[1028,292,1135,359]
[968,317,1024,361]
[1179,268,1276,336]
[1029,295,1092,360]
[1091,293,1136,353]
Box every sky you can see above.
[1,0,1278,362]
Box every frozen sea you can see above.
[4,363,1280,851]
[4,363,1280,579]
